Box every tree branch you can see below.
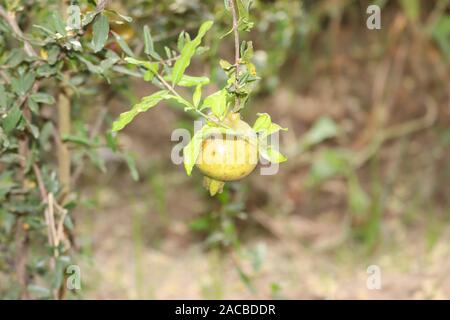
[0,5,37,57]
[229,0,241,111]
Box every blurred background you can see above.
[19,0,450,299]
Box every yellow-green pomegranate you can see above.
[196,113,258,181]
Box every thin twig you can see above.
[154,72,232,129]
[0,5,37,57]
[33,164,48,201]
[57,92,72,202]
[47,194,58,252]
[353,97,438,168]
[33,164,69,251]
[229,0,241,111]
[56,209,68,246]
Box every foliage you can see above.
[0,0,136,299]
[0,0,292,299]
[111,0,288,196]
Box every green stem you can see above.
[229,0,241,112]
[154,72,232,129]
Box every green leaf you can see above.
[236,0,254,32]
[67,5,82,29]
[164,46,172,60]
[219,59,233,71]
[145,63,159,81]
[52,256,70,290]
[237,0,251,21]
[171,20,213,85]
[112,65,141,77]
[0,208,16,233]
[202,89,228,118]
[307,149,349,185]
[253,113,287,137]
[50,12,67,36]
[26,121,39,139]
[182,125,221,176]
[0,171,15,202]
[143,25,160,59]
[106,131,118,152]
[112,90,170,132]
[143,70,154,82]
[92,14,109,53]
[108,10,133,23]
[0,85,7,108]
[124,152,139,181]
[4,49,25,67]
[253,113,271,132]
[111,31,134,57]
[11,73,35,96]
[348,176,370,215]
[302,117,339,148]
[144,26,153,52]
[224,0,231,10]
[125,57,159,80]
[30,93,55,105]
[36,63,58,77]
[183,128,205,176]
[177,31,186,51]
[62,134,97,147]
[124,57,158,72]
[82,11,99,26]
[78,56,102,74]
[164,74,210,87]
[27,285,50,299]
[266,123,287,136]
[47,46,61,65]
[167,94,193,110]
[241,41,254,62]
[259,145,287,164]
[193,85,202,108]
[220,27,234,39]
[100,52,120,74]
[3,105,22,134]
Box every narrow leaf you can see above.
[202,89,227,119]
[124,152,139,181]
[193,85,202,108]
[171,20,213,85]
[261,146,287,164]
[112,90,170,132]
[164,74,210,87]
[92,14,109,53]
[143,25,154,55]
[183,128,205,176]
[111,31,134,56]
[51,12,67,36]
[30,93,55,105]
